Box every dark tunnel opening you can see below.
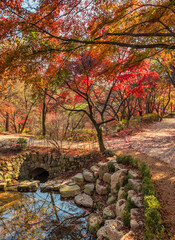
[31,168,49,183]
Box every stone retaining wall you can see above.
[0,152,92,180]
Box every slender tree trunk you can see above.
[5,112,9,131]
[42,90,47,137]
[95,125,106,152]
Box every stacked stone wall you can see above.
[0,152,92,180]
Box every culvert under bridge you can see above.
[0,152,93,181]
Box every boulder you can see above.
[130,208,140,219]
[103,205,116,219]
[60,184,81,198]
[128,170,139,179]
[118,187,126,200]
[18,181,39,192]
[131,196,143,208]
[97,226,108,240]
[74,193,93,208]
[103,173,112,184]
[84,183,95,195]
[40,181,54,192]
[83,169,95,182]
[96,179,109,195]
[107,195,117,205]
[127,190,136,199]
[116,199,126,217]
[111,170,128,193]
[105,220,124,240]
[128,179,142,191]
[87,213,103,233]
[130,219,143,231]
[99,164,109,180]
[74,173,84,185]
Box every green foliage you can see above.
[115,183,120,193]
[126,197,137,212]
[142,177,156,196]
[90,224,100,234]
[144,196,164,240]
[16,138,27,150]
[116,154,135,166]
[107,162,115,173]
[124,183,132,192]
[68,129,97,142]
[121,210,131,227]
[141,113,160,123]
[104,149,115,157]
[123,175,129,186]
[116,121,126,132]
[139,162,150,178]
[121,192,127,200]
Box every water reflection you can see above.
[0,191,93,240]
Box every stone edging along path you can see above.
[1,154,169,240]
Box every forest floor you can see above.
[0,118,175,239]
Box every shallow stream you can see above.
[0,190,93,240]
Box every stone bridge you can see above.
[0,152,92,182]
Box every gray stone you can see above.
[105,220,124,240]
[18,181,39,192]
[116,199,126,217]
[84,183,95,195]
[107,157,116,162]
[87,213,103,233]
[130,219,143,231]
[74,173,84,185]
[111,170,128,193]
[103,173,112,184]
[83,169,95,182]
[60,184,81,198]
[97,226,108,239]
[130,208,140,219]
[118,187,125,200]
[131,196,143,208]
[127,190,136,199]
[103,205,116,219]
[128,170,139,179]
[99,164,109,180]
[74,193,93,208]
[128,179,142,191]
[107,195,117,205]
[96,179,109,195]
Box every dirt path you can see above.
[114,149,175,240]
[106,118,175,167]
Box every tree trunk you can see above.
[5,112,9,131]
[96,125,106,152]
[42,90,47,137]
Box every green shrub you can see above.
[126,197,137,211]
[142,177,156,196]
[115,183,120,193]
[121,192,127,200]
[139,162,151,178]
[123,175,129,186]
[124,183,132,192]
[104,149,115,157]
[16,138,27,150]
[144,195,160,210]
[141,113,160,123]
[108,162,115,172]
[116,154,134,165]
[121,210,130,227]
[144,208,165,239]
